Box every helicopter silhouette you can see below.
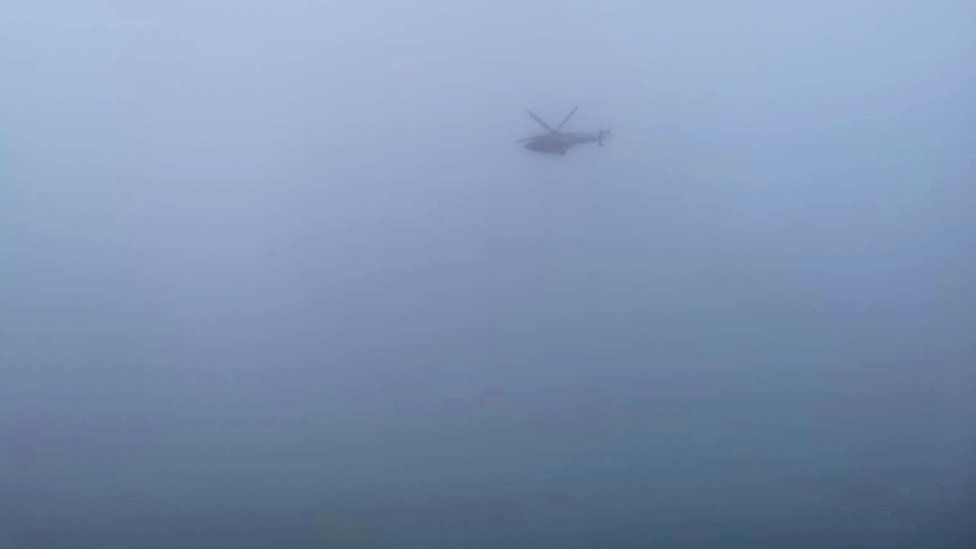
[518,106,611,156]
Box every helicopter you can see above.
[518,106,611,156]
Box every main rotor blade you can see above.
[556,106,579,130]
[527,111,554,132]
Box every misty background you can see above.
[1,1,974,547]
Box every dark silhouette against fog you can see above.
[1,2,974,547]
[519,107,611,155]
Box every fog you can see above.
[2,2,974,547]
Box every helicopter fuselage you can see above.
[522,131,603,155]
[519,107,609,155]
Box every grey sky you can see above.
[2,2,974,547]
